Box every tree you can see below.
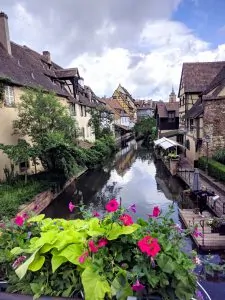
[11,89,80,177]
[13,88,79,145]
[88,106,114,139]
[0,140,39,184]
[134,117,157,146]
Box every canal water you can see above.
[43,140,225,299]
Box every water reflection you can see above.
[44,141,186,222]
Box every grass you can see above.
[0,180,50,219]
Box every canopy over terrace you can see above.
[154,137,183,155]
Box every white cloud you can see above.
[69,19,225,100]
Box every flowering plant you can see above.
[0,201,204,299]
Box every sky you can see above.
[1,0,225,100]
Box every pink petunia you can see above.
[93,211,100,217]
[14,215,25,227]
[137,236,161,257]
[148,206,161,218]
[88,240,99,253]
[78,251,89,264]
[119,214,134,226]
[68,201,75,213]
[132,280,145,292]
[97,238,108,248]
[193,229,203,238]
[12,255,26,269]
[105,199,119,212]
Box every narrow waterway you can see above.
[43,140,225,299]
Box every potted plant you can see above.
[0,201,207,299]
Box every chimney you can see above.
[0,12,11,55]
[42,51,51,64]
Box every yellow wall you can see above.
[75,104,95,142]
[0,86,92,181]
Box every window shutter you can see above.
[5,86,15,106]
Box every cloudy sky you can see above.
[2,0,225,100]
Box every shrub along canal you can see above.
[43,140,225,299]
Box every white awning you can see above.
[154,137,183,150]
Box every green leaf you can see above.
[51,255,67,273]
[107,223,139,240]
[175,281,195,300]
[28,255,45,272]
[157,254,175,274]
[111,272,133,300]
[58,244,83,265]
[10,247,24,256]
[15,249,40,279]
[87,218,105,236]
[82,267,111,300]
[28,214,45,223]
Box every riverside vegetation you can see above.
[0,89,116,218]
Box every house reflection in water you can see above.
[154,159,186,201]
[114,140,137,176]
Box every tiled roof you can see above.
[0,41,102,109]
[203,66,225,96]
[180,62,225,95]
[156,101,179,118]
[186,98,203,119]
[0,42,69,97]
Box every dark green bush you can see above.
[212,148,225,165]
[198,156,225,182]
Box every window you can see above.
[5,86,15,106]
[186,139,190,150]
[80,105,84,116]
[19,161,29,172]
[81,127,85,138]
[190,119,194,132]
[168,111,175,123]
[70,103,76,116]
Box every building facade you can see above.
[178,62,225,164]
[0,12,103,180]
[134,99,156,119]
[154,89,179,139]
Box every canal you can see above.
[43,140,225,299]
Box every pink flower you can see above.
[12,255,26,269]
[119,214,134,226]
[88,240,99,253]
[14,215,25,227]
[193,256,201,265]
[128,204,136,213]
[79,251,89,264]
[22,212,29,219]
[193,228,203,237]
[93,211,100,217]
[33,204,38,211]
[105,199,119,212]
[132,280,145,292]
[98,238,108,248]
[148,206,161,218]
[68,201,75,213]
[137,236,161,257]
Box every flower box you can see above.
[0,201,207,300]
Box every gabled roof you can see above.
[186,98,203,119]
[179,62,225,96]
[203,66,225,96]
[0,42,70,98]
[155,101,179,118]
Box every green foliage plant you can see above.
[0,202,207,300]
[198,157,225,182]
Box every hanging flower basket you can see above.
[0,201,209,300]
